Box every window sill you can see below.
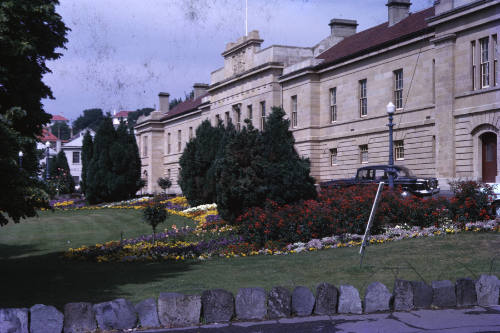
[456,85,500,99]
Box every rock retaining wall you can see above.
[1,274,499,332]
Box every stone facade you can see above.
[136,0,500,194]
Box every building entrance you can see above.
[481,132,497,183]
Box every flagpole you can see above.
[245,0,248,36]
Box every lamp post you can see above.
[45,141,51,180]
[386,102,396,190]
[18,151,23,169]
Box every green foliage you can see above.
[72,109,104,134]
[81,131,93,193]
[0,108,50,225]
[216,107,317,224]
[179,120,233,206]
[142,196,169,242]
[85,118,141,204]
[48,150,75,194]
[127,107,154,131]
[50,121,71,140]
[0,0,67,225]
[157,177,172,192]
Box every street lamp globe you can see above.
[45,141,51,148]
[386,101,396,115]
[18,151,23,157]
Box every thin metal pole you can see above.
[19,155,22,169]
[388,113,394,189]
[245,0,248,36]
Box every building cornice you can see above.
[208,62,284,92]
[427,0,497,26]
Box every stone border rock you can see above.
[0,274,498,332]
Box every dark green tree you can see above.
[80,130,93,193]
[157,177,172,194]
[215,107,317,224]
[50,121,71,140]
[85,119,141,203]
[179,119,235,206]
[0,0,68,225]
[142,195,169,243]
[72,108,104,134]
[49,150,75,194]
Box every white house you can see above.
[61,129,96,187]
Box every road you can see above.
[140,306,500,333]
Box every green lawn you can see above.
[0,209,499,311]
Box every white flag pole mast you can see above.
[245,0,248,36]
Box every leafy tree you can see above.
[80,130,93,193]
[85,118,141,203]
[50,121,71,140]
[142,196,169,243]
[72,108,104,134]
[157,177,172,194]
[0,108,51,225]
[0,0,68,225]
[215,107,317,224]
[48,150,75,194]
[179,119,235,206]
[127,107,154,131]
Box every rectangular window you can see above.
[225,111,230,126]
[189,127,193,140]
[72,176,79,184]
[72,151,80,164]
[260,101,266,130]
[291,95,298,128]
[215,114,220,124]
[167,168,171,180]
[471,41,477,90]
[178,168,181,184]
[329,88,337,123]
[494,34,498,86]
[359,79,367,117]
[177,130,182,152]
[359,144,368,163]
[143,136,147,157]
[395,140,404,160]
[394,69,403,109]
[247,105,253,123]
[330,148,337,166]
[233,104,241,131]
[480,37,490,88]
[167,133,171,154]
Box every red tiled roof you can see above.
[163,93,208,120]
[51,114,68,121]
[317,7,435,67]
[114,110,132,118]
[39,129,59,142]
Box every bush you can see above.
[236,185,449,246]
[143,195,169,243]
[448,180,492,224]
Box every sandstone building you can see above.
[136,0,500,194]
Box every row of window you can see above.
[329,140,404,166]
[291,69,404,128]
[218,101,267,131]
[471,34,498,90]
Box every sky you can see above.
[42,0,434,122]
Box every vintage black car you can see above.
[320,165,440,196]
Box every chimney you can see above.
[193,83,209,99]
[158,92,170,113]
[329,19,358,38]
[387,0,411,27]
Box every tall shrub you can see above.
[49,150,75,194]
[80,130,93,193]
[179,120,233,206]
[216,107,317,224]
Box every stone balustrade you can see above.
[0,274,498,332]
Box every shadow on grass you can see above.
[0,244,40,260]
[0,244,199,310]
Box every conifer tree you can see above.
[81,130,93,193]
[49,151,75,194]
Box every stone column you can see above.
[432,33,457,188]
